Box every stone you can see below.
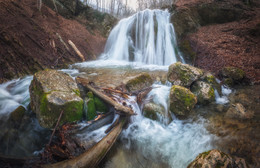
[143,103,168,121]
[94,96,109,113]
[167,62,204,87]
[188,149,248,168]
[169,85,197,118]
[201,72,222,95]
[221,66,245,81]
[9,105,26,123]
[29,69,83,128]
[225,103,254,119]
[191,81,215,104]
[124,73,153,93]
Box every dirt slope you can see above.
[0,0,107,83]
[172,0,260,84]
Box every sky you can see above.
[127,0,138,10]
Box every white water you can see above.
[0,76,32,117]
[118,84,216,168]
[101,9,180,65]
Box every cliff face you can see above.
[0,0,116,83]
[171,0,260,84]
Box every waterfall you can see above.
[102,9,180,65]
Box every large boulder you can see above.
[167,62,204,87]
[169,85,197,118]
[143,102,171,123]
[30,70,83,128]
[191,81,215,104]
[124,73,153,93]
[188,149,248,168]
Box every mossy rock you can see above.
[29,70,84,128]
[167,62,204,87]
[201,72,222,95]
[125,73,153,93]
[191,81,215,104]
[8,106,26,125]
[143,103,170,122]
[188,149,248,168]
[169,85,197,118]
[221,66,245,82]
[179,39,196,64]
[223,78,234,87]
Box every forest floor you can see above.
[0,0,107,83]
[177,0,260,84]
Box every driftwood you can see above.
[76,77,135,116]
[68,40,85,61]
[43,119,125,168]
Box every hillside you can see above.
[0,0,115,83]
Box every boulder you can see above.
[143,103,170,122]
[29,70,83,128]
[191,81,215,104]
[225,103,254,120]
[124,73,153,93]
[169,85,197,118]
[7,105,26,128]
[201,72,222,95]
[221,66,245,82]
[167,62,203,87]
[188,149,248,168]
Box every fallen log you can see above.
[76,77,135,116]
[43,118,125,168]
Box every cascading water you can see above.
[102,9,181,65]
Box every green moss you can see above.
[87,94,97,121]
[200,150,211,159]
[87,91,94,98]
[73,89,81,96]
[170,85,197,116]
[126,73,153,92]
[94,96,108,113]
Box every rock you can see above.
[143,103,168,121]
[225,103,254,119]
[188,149,248,168]
[7,105,26,128]
[221,66,245,82]
[167,62,204,87]
[9,105,26,123]
[169,85,197,118]
[223,78,234,87]
[29,70,83,128]
[125,73,153,93]
[201,72,222,95]
[86,92,97,121]
[191,81,215,104]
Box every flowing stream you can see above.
[1,9,258,168]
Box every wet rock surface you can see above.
[167,62,204,87]
[191,81,215,104]
[29,70,83,128]
[169,85,197,118]
[143,102,166,121]
[124,73,153,93]
[188,149,248,168]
